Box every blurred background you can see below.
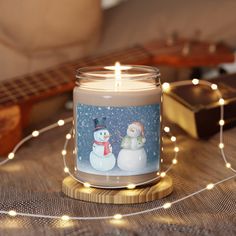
[1,0,236,81]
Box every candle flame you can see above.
[114,62,122,90]
[115,62,121,81]
[104,62,132,91]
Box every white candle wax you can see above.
[74,79,161,107]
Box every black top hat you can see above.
[93,117,107,131]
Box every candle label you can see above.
[76,103,160,176]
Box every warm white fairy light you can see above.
[61,215,70,221]
[206,183,214,190]
[219,143,224,149]
[162,82,170,92]
[162,202,172,209]
[174,147,179,152]
[160,172,166,178]
[211,84,218,90]
[0,80,234,222]
[61,150,67,156]
[83,182,91,188]
[171,136,176,142]
[113,214,122,220]
[8,152,15,160]
[219,98,225,105]
[8,210,17,217]
[127,184,136,189]
[192,78,199,85]
[58,119,65,126]
[172,159,178,164]
[219,120,225,126]
[66,134,72,140]
[32,130,39,137]
[164,126,170,133]
[64,167,69,173]
[226,163,231,168]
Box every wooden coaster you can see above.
[62,175,173,204]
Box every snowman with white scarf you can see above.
[90,117,116,171]
[117,121,147,172]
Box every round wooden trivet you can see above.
[62,175,173,204]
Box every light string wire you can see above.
[0,79,235,221]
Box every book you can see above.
[163,73,236,138]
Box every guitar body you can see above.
[0,106,22,156]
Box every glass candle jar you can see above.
[73,64,162,188]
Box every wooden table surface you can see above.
[0,109,235,236]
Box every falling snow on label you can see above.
[76,103,160,176]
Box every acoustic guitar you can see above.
[0,38,234,155]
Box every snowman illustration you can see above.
[117,121,147,172]
[89,117,116,171]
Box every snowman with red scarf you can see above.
[90,117,116,171]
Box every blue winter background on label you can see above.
[76,103,160,176]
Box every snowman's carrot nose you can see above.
[104,134,110,138]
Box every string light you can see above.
[127,184,136,189]
[206,183,214,190]
[32,131,39,137]
[83,182,91,188]
[162,82,170,92]
[8,152,15,160]
[192,78,199,85]
[219,120,225,126]
[58,120,65,126]
[211,84,218,90]
[162,202,172,209]
[113,214,122,220]
[61,215,70,221]
[0,80,235,223]
[171,136,176,142]
[61,150,67,156]
[160,172,166,178]
[66,134,72,140]
[8,210,17,217]
[219,143,224,149]
[219,98,225,105]
[164,126,170,133]
[174,147,179,152]
[172,159,178,164]
[64,167,69,173]
[226,163,231,168]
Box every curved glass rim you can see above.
[76,65,160,80]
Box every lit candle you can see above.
[73,63,162,188]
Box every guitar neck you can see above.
[0,45,151,108]
[0,39,234,108]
